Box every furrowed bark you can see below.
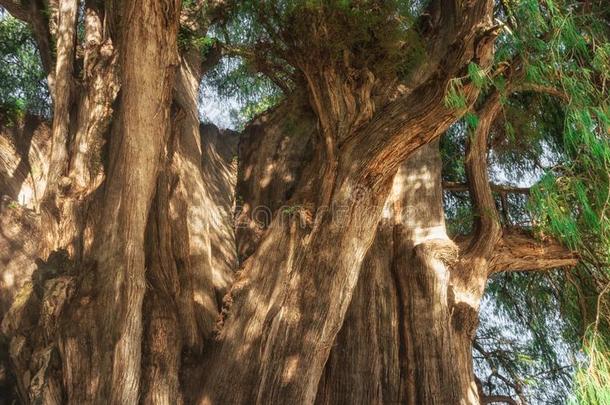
[198,2,495,403]
[201,165,396,404]
[315,222,402,405]
[390,140,483,404]
[220,106,478,405]
[40,0,77,253]
[321,90,575,404]
[4,1,584,403]
[1,1,183,403]
[88,2,180,402]
[230,103,404,405]
[141,49,238,403]
[316,142,460,405]
[0,116,50,209]
[489,232,578,273]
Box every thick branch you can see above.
[452,74,572,262]
[349,0,496,188]
[510,83,569,102]
[489,232,578,274]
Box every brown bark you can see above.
[1,1,184,404]
[43,0,77,206]
[315,222,402,405]
[197,3,496,403]
[0,1,580,404]
[0,3,241,402]
[141,50,238,402]
[489,232,578,273]
[60,1,182,403]
[228,110,474,404]
[0,116,50,209]
[0,92,577,405]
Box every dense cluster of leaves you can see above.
[518,2,610,402]
[201,0,428,123]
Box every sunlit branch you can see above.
[488,232,578,274]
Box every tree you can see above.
[0,0,609,404]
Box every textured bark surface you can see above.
[0,0,582,403]
[0,117,50,404]
[228,96,576,404]
[0,120,239,405]
[0,116,50,209]
[1,1,184,403]
[197,3,497,401]
[229,110,475,404]
[234,101,315,263]
[315,221,403,405]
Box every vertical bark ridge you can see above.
[66,1,181,403]
[141,47,239,402]
[390,140,482,404]
[40,0,78,253]
[315,221,403,405]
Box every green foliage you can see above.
[500,0,610,399]
[201,56,282,129]
[521,6,610,380]
[218,1,423,95]
[178,25,217,55]
[230,94,282,130]
[444,78,468,110]
[491,93,564,183]
[467,62,489,89]
[464,112,479,130]
[440,0,610,401]
[0,13,50,120]
[571,338,610,404]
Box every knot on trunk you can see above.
[32,249,75,297]
[413,238,459,268]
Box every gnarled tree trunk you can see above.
[0,0,578,404]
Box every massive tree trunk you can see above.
[228,94,576,405]
[197,1,499,401]
[0,0,579,404]
[233,109,478,403]
[1,1,186,403]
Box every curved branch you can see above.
[463,91,503,258]
[454,66,572,261]
[489,232,578,274]
[510,83,569,102]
